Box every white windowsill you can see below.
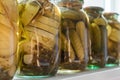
[13,67,120,80]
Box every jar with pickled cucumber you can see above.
[84,6,108,69]
[0,0,18,80]
[103,12,119,67]
[17,0,61,77]
[56,0,89,73]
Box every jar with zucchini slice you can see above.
[103,12,119,67]
[56,0,89,73]
[17,0,61,77]
[0,0,19,80]
[84,6,108,69]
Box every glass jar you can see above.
[84,6,108,69]
[0,0,18,80]
[103,12,119,67]
[56,0,89,73]
[18,0,61,77]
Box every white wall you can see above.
[83,0,105,8]
[114,0,120,21]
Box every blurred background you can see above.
[84,0,120,21]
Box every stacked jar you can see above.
[56,0,89,73]
[84,6,108,69]
[0,0,19,80]
[103,12,120,67]
[18,0,61,77]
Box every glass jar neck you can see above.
[103,13,119,21]
[18,0,49,2]
[56,0,83,10]
[84,6,104,18]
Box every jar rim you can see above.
[103,12,119,16]
[83,6,104,12]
